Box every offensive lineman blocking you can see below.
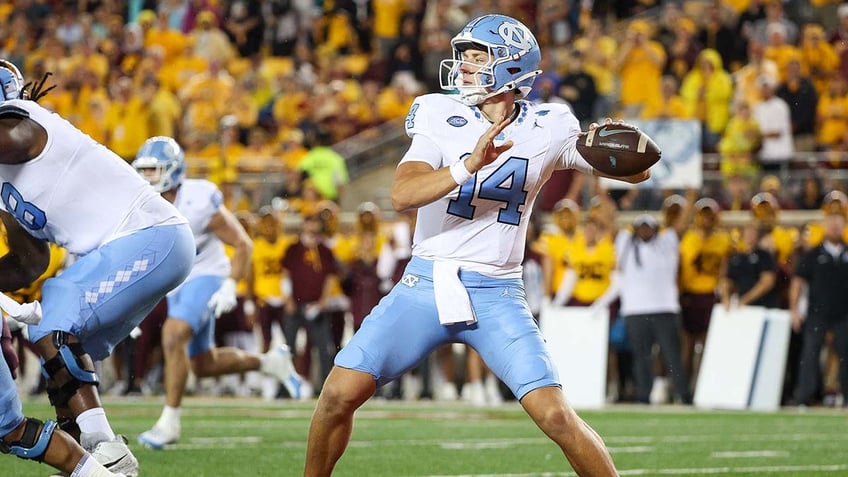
[304,14,648,476]
[0,60,194,476]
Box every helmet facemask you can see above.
[132,137,186,193]
[439,15,542,106]
[440,42,497,105]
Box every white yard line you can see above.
[711,450,789,458]
[421,463,848,477]
[275,432,848,449]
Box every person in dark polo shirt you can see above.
[721,223,779,309]
[789,211,848,407]
[282,213,341,392]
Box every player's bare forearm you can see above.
[392,115,513,212]
[391,162,462,212]
[209,207,254,281]
[229,241,253,282]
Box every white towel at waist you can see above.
[432,261,477,325]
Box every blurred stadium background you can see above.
[5,0,848,475]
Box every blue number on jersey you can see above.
[447,156,528,226]
[405,103,420,130]
[0,182,47,231]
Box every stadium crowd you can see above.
[2,0,848,410]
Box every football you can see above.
[576,123,661,177]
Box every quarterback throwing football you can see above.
[305,14,647,476]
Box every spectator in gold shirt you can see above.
[679,198,732,386]
[144,9,190,63]
[553,217,617,309]
[190,10,236,66]
[681,49,734,152]
[537,199,583,298]
[733,40,779,108]
[573,19,617,120]
[816,77,848,150]
[763,22,801,83]
[641,75,690,120]
[717,101,762,181]
[800,23,839,95]
[616,20,666,117]
[179,60,235,136]
[104,76,150,161]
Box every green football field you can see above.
[7,397,848,477]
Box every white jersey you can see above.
[0,99,185,255]
[401,94,593,278]
[174,179,231,280]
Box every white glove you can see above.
[304,303,321,321]
[379,278,394,294]
[0,292,42,325]
[208,278,238,318]
[243,299,256,316]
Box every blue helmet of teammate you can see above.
[0,59,25,102]
[132,136,186,193]
[440,14,542,105]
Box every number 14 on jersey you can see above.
[446,156,528,226]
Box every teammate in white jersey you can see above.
[305,15,648,476]
[132,137,302,450]
[0,60,194,477]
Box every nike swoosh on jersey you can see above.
[597,128,636,137]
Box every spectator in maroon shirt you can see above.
[281,213,341,392]
[343,204,387,332]
[343,234,384,332]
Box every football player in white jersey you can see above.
[305,15,648,476]
[132,137,302,450]
[0,60,195,476]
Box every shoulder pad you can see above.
[531,102,572,120]
[0,104,30,120]
[405,93,469,138]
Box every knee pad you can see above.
[0,418,56,462]
[42,332,99,407]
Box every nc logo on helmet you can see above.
[498,22,534,52]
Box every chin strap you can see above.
[460,69,543,106]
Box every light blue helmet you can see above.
[440,14,542,105]
[132,136,186,192]
[0,59,25,102]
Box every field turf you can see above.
[7,397,848,476]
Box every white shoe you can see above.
[484,376,503,406]
[261,376,279,401]
[436,383,458,401]
[137,424,180,450]
[106,381,127,397]
[464,381,486,407]
[261,345,303,400]
[84,435,139,477]
[649,377,669,405]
